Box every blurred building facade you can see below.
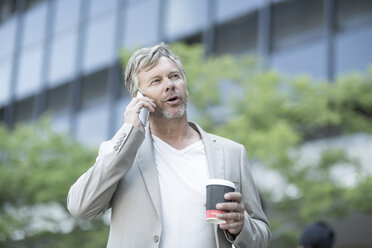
[0,0,371,247]
[1,0,372,144]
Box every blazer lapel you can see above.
[191,122,225,179]
[137,125,162,220]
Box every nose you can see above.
[164,78,175,92]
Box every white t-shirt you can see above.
[152,135,216,248]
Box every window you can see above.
[81,69,109,108]
[336,0,372,30]
[21,1,47,48]
[335,27,372,75]
[0,0,17,24]
[0,60,12,105]
[50,113,70,133]
[14,96,34,123]
[115,97,131,131]
[271,40,326,79]
[16,45,43,99]
[76,103,109,146]
[216,0,259,23]
[83,15,116,74]
[271,0,324,52]
[215,12,258,55]
[0,107,5,122]
[48,32,78,86]
[25,0,44,10]
[123,0,161,48]
[46,83,69,115]
[53,0,81,35]
[89,0,118,18]
[46,83,70,133]
[165,0,208,40]
[0,16,17,59]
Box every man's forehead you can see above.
[140,57,180,76]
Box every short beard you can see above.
[153,97,188,120]
[162,104,186,119]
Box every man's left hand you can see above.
[216,192,245,235]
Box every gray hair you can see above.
[124,42,186,96]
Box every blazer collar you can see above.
[189,122,225,179]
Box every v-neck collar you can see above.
[152,134,203,155]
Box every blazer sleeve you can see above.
[222,144,271,248]
[67,123,145,221]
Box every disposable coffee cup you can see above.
[206,179,236,224]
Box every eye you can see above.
[150,79,161,85]
[170,74,180,79]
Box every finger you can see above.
[136,101,156,113]
[216,202,243,212]
[126,97,138,108]
[136,94,156,103]
[140,97,156,107]
[129,96,156,109]
[219,221,243,231]
[216,212,241,221]
[224,192,242,202]
[132,97,156,112]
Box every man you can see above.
[67,43,270,248]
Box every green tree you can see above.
[0,118,108,247]
[123,43,372,247]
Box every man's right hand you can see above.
[124,96,156,133]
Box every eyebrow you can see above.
[168,70,180,75]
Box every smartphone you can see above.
[136,90,149,126]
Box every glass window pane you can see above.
[0,0,17,23]
[216,0,260,23]
[0,16,17,59]
[271,40,326,79]
[115,97,131,131]
[46,83,70,133]
[14,96,34,123]
[337,0,372,30]
[83,15,116,74]
[215,13,257,55]
[46,83,69,115]
[48,32,77,86]
[53,0,81,34]
[76,103,109,146]
[22,1,47,48]
[81,69,109,108]
[89,0,117,18]
[25,0,45,10]
[272,0,324,52]
[335,27,372,75]
[50,113,70,133]
[165,0,208,40]
[123,0,160,48]
[0,60,12,105]
[16,46,43,99]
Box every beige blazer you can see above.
[67,122,270,248]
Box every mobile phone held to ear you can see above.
[136,90,149,126]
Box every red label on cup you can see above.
[206,210,226,218]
